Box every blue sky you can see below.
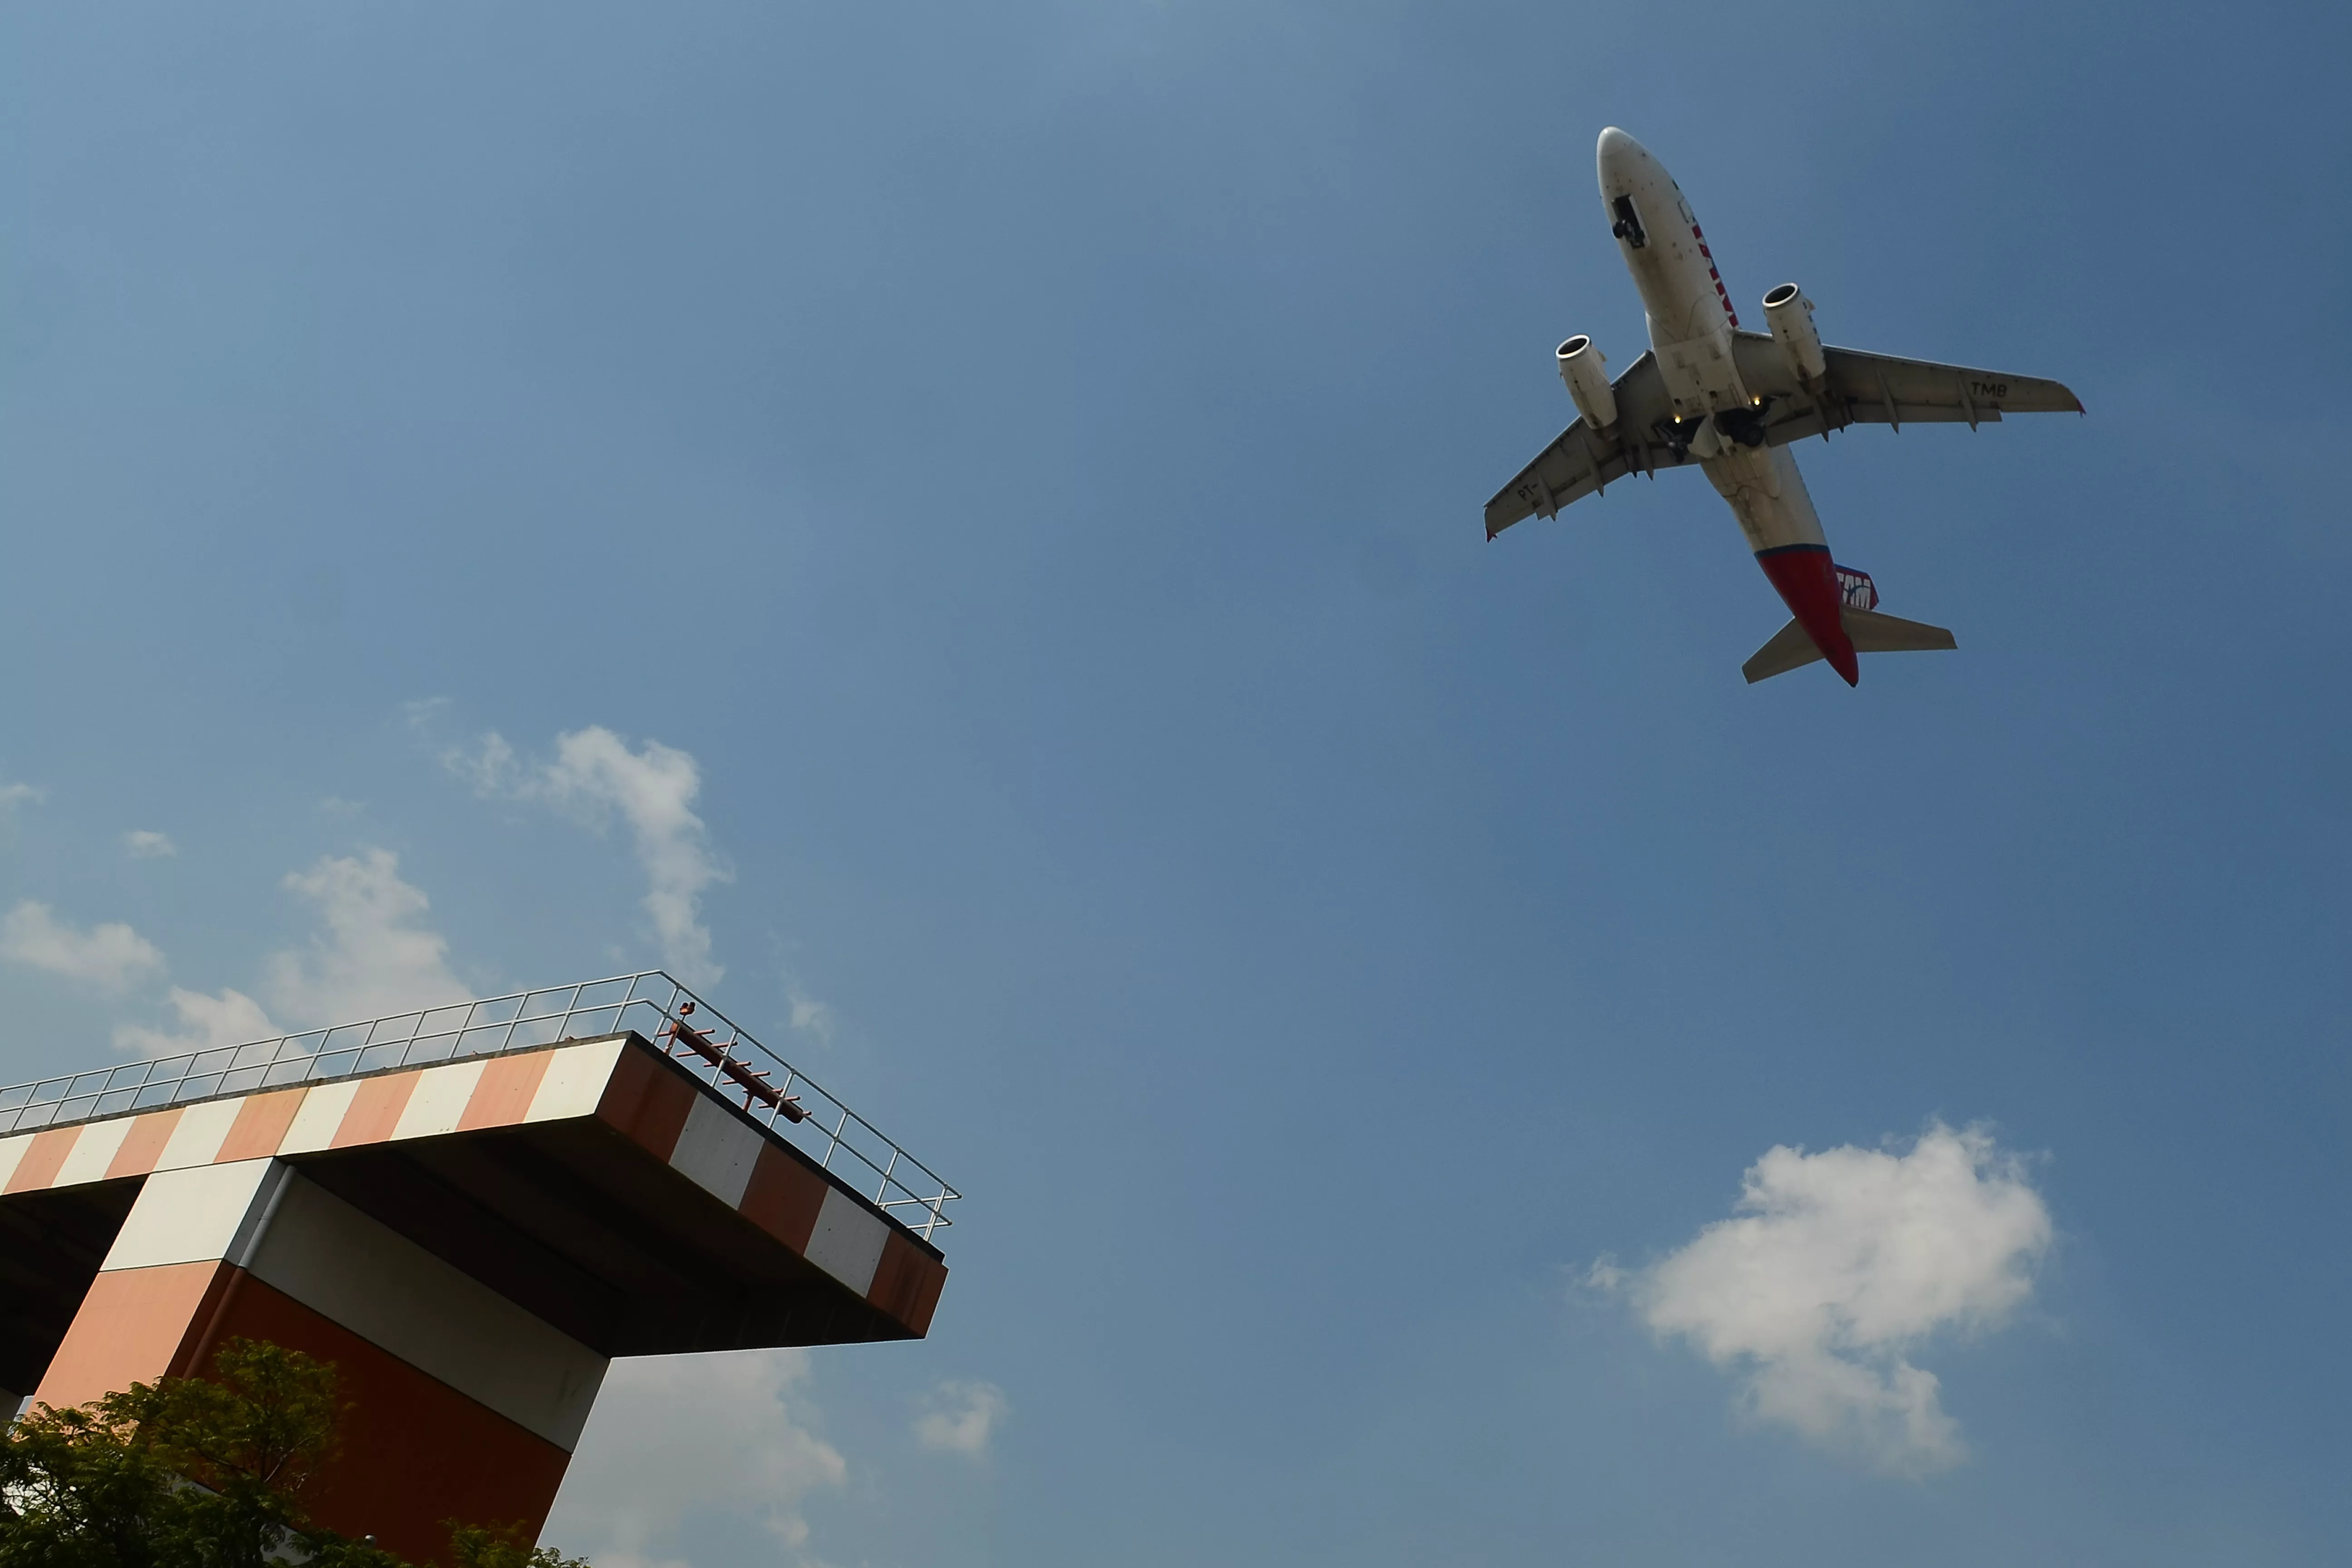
[4,1,2349,1563]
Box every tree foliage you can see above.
[0,1340,589,1568]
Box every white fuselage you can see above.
[1596,127,1828,559]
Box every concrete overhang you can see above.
[0,1031,947,1396]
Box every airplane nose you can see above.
[1596,126,1647,186]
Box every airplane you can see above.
[1484,127,2082,685]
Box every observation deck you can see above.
[0,973,957,1558]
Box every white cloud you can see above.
[545,1348,846,1568]
[262,849,469,1025]
[1607,1122,2052,1474]
[122,829,178,859]
[113,986,276,1059]
[784,973,835,1047]
[0,901,166,990]
[449,726,731,987]
[402,696,452,730]
[0,781,41,814]
[443,730,518,794]
[914,1380,1008,1458]
[100,848,464,1056]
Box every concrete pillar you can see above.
[33,1157,605,1560]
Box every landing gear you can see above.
[1657,400,1776,463]
[1659,415,1700,462]
[1714,404,1771,449]
[1703,402,1769,451]
[1609,195,1648,249]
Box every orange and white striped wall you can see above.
[0,1032,948,1559]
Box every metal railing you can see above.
[0,972,958,1239]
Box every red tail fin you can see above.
[1755,546,1859,686]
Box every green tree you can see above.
[0,1339,589,1568]
[441,1524,589,1568]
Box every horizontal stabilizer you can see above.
[1843,605,1957,654]
[1742,606,1958,684]
[1742,618,1825,683]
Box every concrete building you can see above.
[0,974,954,1559]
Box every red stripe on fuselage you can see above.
[1693,226,1740,325]
[1754,545,1858,685]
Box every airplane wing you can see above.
[1728,332,2082,443]
[1483,351,1698,539]
[1486,335,2080,538]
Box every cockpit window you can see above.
[1611,195,1647,250]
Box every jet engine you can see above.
[1555,335,1617,430]
[1762,284,1826,387]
